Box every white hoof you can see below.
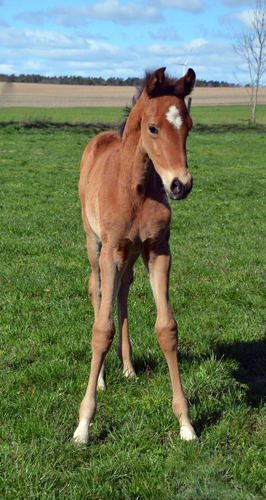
[97,375,106,391]
[73,421,90,445]
[180,424,198,441]
[123,366,136,379]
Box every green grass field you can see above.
[0,103,266,126]
[0,107,124,125]
[0,109,265,499]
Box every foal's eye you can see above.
[148,124,159,135]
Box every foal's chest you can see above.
[131,197,171,245]
[98,188,171,249]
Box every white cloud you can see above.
[217,0,254,6]
[0,64,14,73]
[232,9,255,28]
[88,0,162,24]
[14,11,45,26]
[15,1,163,28]
[219,8,256,32]
[0,22,252,83]
[129,37,241,81]
[0,26,133,76]
[46,7,88,27]
[0,27,76,49]
[131,37,207,60]
[149,0,207,13]
[76,31,108,40]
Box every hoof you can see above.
[123,366,136,379]
[180,424,198,441]
[97,376,106,391]
[73,422,89,445]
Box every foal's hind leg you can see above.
[117,253,139,378]
[84,228,106,390]
[143,243,197,441]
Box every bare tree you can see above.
[233,0,266,123]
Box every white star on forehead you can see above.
[166,105,183,130]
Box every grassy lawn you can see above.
[0,116,265,499]
[0,103,266,126]
[0,107,125,125]
[190,104,266,125]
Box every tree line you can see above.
[0,73,240,88]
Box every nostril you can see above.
[170,178,181,194]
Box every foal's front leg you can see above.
[144,243,197,441]
[73,244,125,444]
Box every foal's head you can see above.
[139,67,195,200]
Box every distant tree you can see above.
[124,77,141,86]
[0,74,236,88]
[233,0,266,123]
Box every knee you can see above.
[92,319,115,354]
[89,275,101,298]
[155,319,178,352]
[89,287,101,306]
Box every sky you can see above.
[0,0,262,83]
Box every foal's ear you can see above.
[176,68,196,97]
[146,67,166,97]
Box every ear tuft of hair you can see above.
[146,67,166,97]
[175,68,196,97]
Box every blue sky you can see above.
[0,0,259,83]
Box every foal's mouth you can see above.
[167,177,193,200]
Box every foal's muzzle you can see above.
[168,177,193,200]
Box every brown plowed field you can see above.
[1,82,266,107]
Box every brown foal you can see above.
[74,67,197,444]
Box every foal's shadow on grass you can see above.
[213,340,266,408]
[133,355,161,377]
[132,341,266,439]
[132,349,202,376]
[91,425,118,444]
[194,340,266,436]
[91,341,265,443]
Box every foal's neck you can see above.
[121,96,153,193]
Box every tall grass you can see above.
[0,119,265,499]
